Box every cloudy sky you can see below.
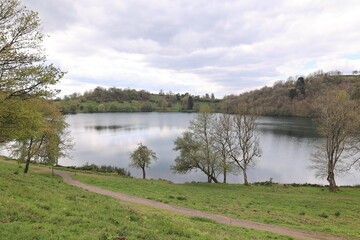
[24,0,360,97]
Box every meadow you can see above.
[0,161,296,240]
[71,173,360,239]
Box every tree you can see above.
[9,99,73,174]
[0,0,64,143]
[310,90,360,191]
[172,105,220,183]
[129,143,157,179]
[213,114,237,183]
[295,77,306,96]
[227,109,261,185]
[187,96,194,110]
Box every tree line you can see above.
[57,87,221,114]
[222,72,360,117]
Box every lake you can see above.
[59,112,359,185]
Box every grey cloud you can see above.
[24,0,360,96]
[24,0,78,32]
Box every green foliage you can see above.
[67,163,131,177]
[8,99,73,173]
[130,143,157,179]
[57,87,221,114]
[0,0,65,144]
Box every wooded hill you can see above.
[56,73,360,117]
[55,87,221,114]
[222,72,360,117]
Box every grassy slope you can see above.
[71,174,360,239]
[0,161,294,240]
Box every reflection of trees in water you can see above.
[257,120,320,139]
[85,125,145,132]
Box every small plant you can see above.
[190,216,215,223]
[299,211,305,216]
[334,211,341,217]
[318,213,328,218]
[176,196,187,201]
[253,178,275,186]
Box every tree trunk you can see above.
[327,170,337,192]
[24,156,31,173]
[223,168,227,183]
[243,168,249,185]
[142,167,146,179]
[210,175,219,183]
[24,139,33,174]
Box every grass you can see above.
[70,173,360,239]
[0,161,296,240]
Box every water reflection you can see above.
[58,113,359,185]
[85,125,145,132]
[258,117,319,139]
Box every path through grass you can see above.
[71,174,360,239]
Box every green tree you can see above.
[187,96,194,110]
[0,0,64,143]
[310,90,360,191]
[172,105,220,183]
[129,143,157,179]
[9,99,72,174]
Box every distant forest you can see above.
[57,71,360,117]
[222,71,360,117]
[56,87,221,114]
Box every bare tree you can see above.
[228,109,261,185]
[213,114,237,183]
[310,91,360,191]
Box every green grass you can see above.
[71,174,360,239]
[0,161,296,240]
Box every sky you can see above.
[24,0,360,98]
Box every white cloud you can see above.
[24,0,360,97]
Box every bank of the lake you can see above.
[59,112,360,186]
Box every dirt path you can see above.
[0,160,356,240]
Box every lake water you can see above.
[59,112,359,185]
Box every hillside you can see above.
[222,73,360,117]
[55,87,221,114]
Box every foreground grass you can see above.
[0,162,294,240]
[72,174,360,238]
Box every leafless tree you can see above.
[227,109,261,185]
[310,90,360,191]
[213,114,238,183]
